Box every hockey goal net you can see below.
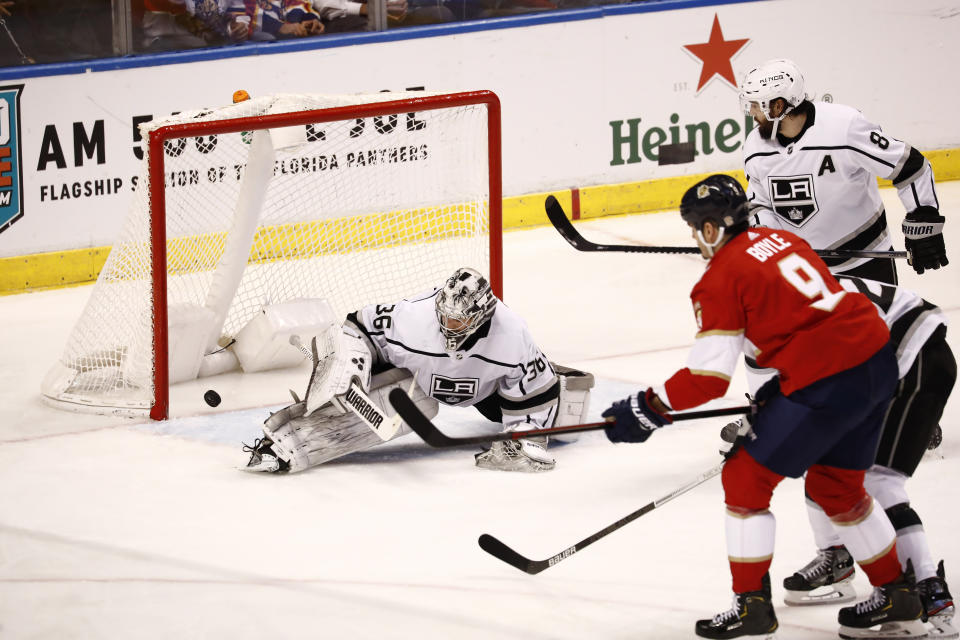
[42,90,502,420]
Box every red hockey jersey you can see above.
[655,227,889,410]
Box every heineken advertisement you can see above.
[610,114,756,166]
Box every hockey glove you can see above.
[753,376,781,406]
[602,388,673,443]
[903,206,948,274]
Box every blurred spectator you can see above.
[0,0,34,64]
[388,0,455,27]
[244,0,327,39]
[140,0,252,52]
[428,0,553,22]
[0,0,112,65]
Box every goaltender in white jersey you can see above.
[243,267,593,474]
[740,59,947,283]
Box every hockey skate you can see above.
[474,438,555,472]
[783,545,856,606]
[695,573,778,639]
[241,437,289,473]
[918,561,957,639]
[838,575,925,639]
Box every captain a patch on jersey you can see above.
[431,374,479,405]
[768,174,819,227]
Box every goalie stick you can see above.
[479,461,724,575]
[545,195,911,260]
[387,388,749,447]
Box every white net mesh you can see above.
[42,91,496,416]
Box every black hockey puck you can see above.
[204,390,221,407]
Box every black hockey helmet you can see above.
[680,174,749,232]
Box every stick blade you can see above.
[478,534,545,575]
[544,194,564,223]
[544,195,589,250]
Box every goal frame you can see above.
[145,90,502,420]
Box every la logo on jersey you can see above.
[430,375,478,405]
[0,85,24,235]
[768,174,819,227]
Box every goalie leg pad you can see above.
[305,324,373,416]
[552,363,595,443]
[259,368,438,472]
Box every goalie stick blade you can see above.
[478,534,549,575]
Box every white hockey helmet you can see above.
[738,59,807,124]
[435,267,497,350]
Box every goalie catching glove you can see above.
[903,206,948,274]
[475,428,555,473]
[602,388,673,443]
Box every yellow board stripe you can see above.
[162,206,477,275]
[3,148,958,294]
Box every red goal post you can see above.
[43,90,502,420]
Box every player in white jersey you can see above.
[736,276,956,637]
[242,267,593,474]
[738,59,947,284]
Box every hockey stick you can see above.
[479,461,724,574]
[545,196,910,260]
[388,388,749,447]
[290,334,403,441]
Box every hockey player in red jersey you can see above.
[739,275,958,638]
[601,174,925,639]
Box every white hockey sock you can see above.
[831,498,896,569]
[806,497,842,549]
[865,467,938,581]
[894,528,937,581]
[725,508,776,563]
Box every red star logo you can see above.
[683,14,750,92]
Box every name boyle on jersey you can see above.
[430,375,479,405]
[768,174,819,226]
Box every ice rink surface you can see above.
[2,185,959,639]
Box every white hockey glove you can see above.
[305,323,372,417]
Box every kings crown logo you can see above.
[0,85,24,235]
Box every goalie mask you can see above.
[435,267,497,351]
[680,175,749,257]
[738,58,807,137]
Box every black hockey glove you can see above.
[602,388,673,443]
[903,206,948,274]
[753,376,781,406]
